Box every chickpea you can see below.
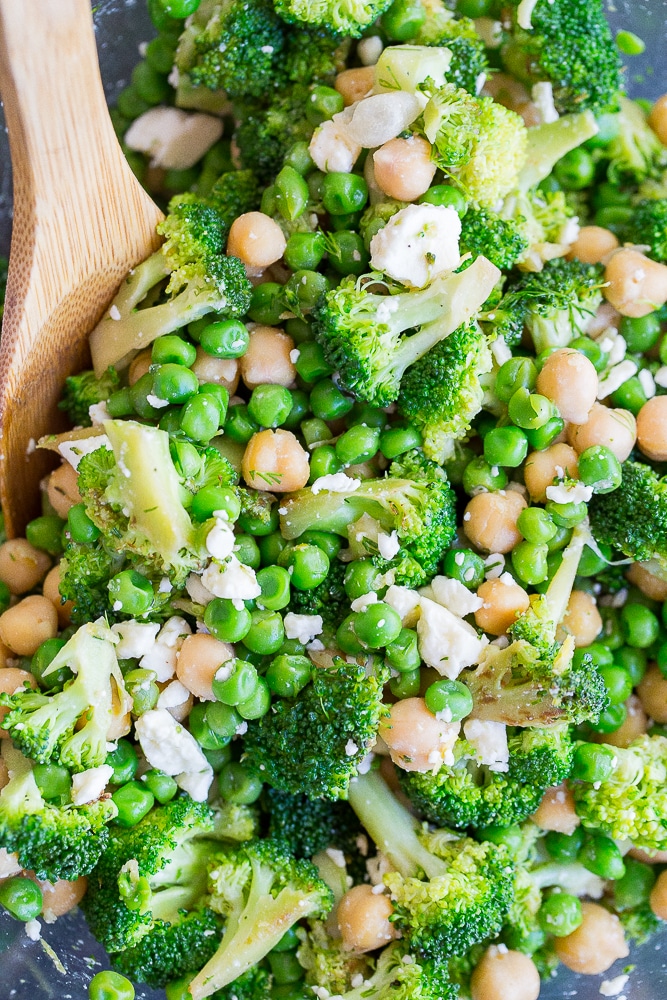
[128,348,153,386]
[242,429,310,493]
[630,846,667,864]
[636,395,667,462]
[470,945,540,1000]
[554,901,629,974]
[515,101,542,128]
[227,212,286,269]
[536,348,598,425]
[335,66,375,106]
[192,348,240,395]
[0,537,51,595]
[556,590,602,648]
[0,758,8,790]
[46,461,83,518]
[337,884,397,952]
[604,248,667,317]
[107,677,132,740]
[524,443,579,504]
[43,564,74,628]
[378,697,460,772]
[597,694,648,748]
[0,595,58,656]
[567,403,636,463]
[474,577,530,636]
[568,225,619,265]
[372,136,437,202]
[531,783,580,835]
[637,663,667,724]
[0,667,38,738]
[240,325,296,389]
[586,300,621,337]
[648,94,667,146]
[0,641,11,670]
[176,633,234,701]
[38,876,88,921]
[482,73,531,112]
[463,490,526,554]
[649,869,667,921]
[626,561,667,602]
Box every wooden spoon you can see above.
[0,0,164,536]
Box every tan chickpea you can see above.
[567,403,636,463]
[43,564,74,628]
[597,694,648,748]
[0,537,51,595]
[587,300,621,337]
[0,595,58,656]
[636,395,667,462]
[176,633,234,701]
[555,901,629,975]
[38,876,88,921]
[227,212,286,269]
[482,72,531,112]
[378,697,460,772]
[0,642,11,670]
[372,136,437,202]
[335,66,375,106]
[46,461,83,518]
[240,325,296,389]
[568,225,619,265]
[649,94,667,146]
[474,578,530,636]
[128,349,153,386]
[0,758,8,790]
[242,429,310,493]
[524,443,579,503]
[531,783,580,835]
[515,101,542,128]
[536,349,598,425]
[556,590,602,648]
[650,869,667,921]
[463,491,526,554]
[627,562,667,602]
[631,846,667,864]
[470,945,540,1000]
[0,667,37,738]
[604,248,667,317]
[337,884,397,952]
[106,678,132,739]
[637,663,667,724]
[192,348,239,395]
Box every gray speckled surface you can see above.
[2,1,667,997]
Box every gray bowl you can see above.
[2,1,667,997]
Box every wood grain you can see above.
[0,0,164,536]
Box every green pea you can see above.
[284,141,314,176]
[511,541,549,586]
[326,230,369,276]
[419,184,467,214]
[578,833,626,880]
[112,781,155,828]
[382,0,426,39]
[554,148,595,190]
[538,893,582,937]
[247,282,284,325]
[205,701,243,742]
[258,532,290,567]
[284,269,330,314]
[508,387,554,430]
[353,602,402,649]
[151,334,197,367]
[31,637,69,691]
[495,357,537,403]
[600,663,633,705]
[571,742,616,783]
[151,363,199,405]
[278,544,330,590]
[219,761,263,804]
[591,701,627,734]
[237,503,279,537]
[385,628,421,673]
[524,416,565,450]
[619,312,661,352]
[224,404,259,445]
[441,549,484,590]
[462,456,508,495]
[0,876,43,922]
[141,769,178,804]
[107,387,134,418]
[616,645,648,685]
[299,531,342,561]
[483,426,529,468]
[204,598,252,643]
[310,379,353,420]
[248,384,293,429]
[309,445,343,482]
[129,371,162,419]
[335,424,381,465]
[165,975,194,1000]
[575,643,613,668]
[321,173,368,216]
[335,614,365,655]
[108,570,153,616]
[576,542,611,578]
[306,85,345,126]
[379,425,423,459]
[344,559,380,599]
[89,970,135,1000]
[200,319,250,359]
[116,85,152,121]
[274,165,310,221]
[389,667,421,699]
[544,827,585,863]
[517,507,557,544]
[424,679,473,722]
[616,29,646,55]
[621,602,660,649]
[257,565,292,611]
[212,658,260,705]
[180,393,222,443]
[106,739,139,785]
[614,858,656,910]
[237,676,272,719]
[456,0,491,15]
[145,34,179,74]
[268,950,305,986]
[294,341,333,384]
[600,607,625,650]
[242,610,285,655]
[594,205,634,230]
[545,498,588,528]
[190,705,233,751]
[33,763,72,802]
[124,669,159,716]
[569,336,609,373]
[266,654,312,698]
[26,515,66,555]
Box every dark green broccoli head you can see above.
[286,557,349,635]
[234,85,315,181]
[401,726,573,830]
[590,460,667,571]
[265,786,364,862]
[284,26,348,84]
[59,538,121,625]
[416,15,489,95]
[243,657,389,799]
[501,0,622,115]
[459,208,529,271]
[112,907,223,988]
[207,169,262,229]
[58,367,120,427]
[273,0,393,37]
[617,198,667,262]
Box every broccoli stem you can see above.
[280,477,418,540]
[543,520,589,625]
[347,769,448,881]
[518,110,599,191]
[0,743,43,814]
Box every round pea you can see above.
[151,334,197,367]
[616,645,648,685]
[205,701,243,742]
[108,570,153,616]
[248,384,293,429]
[219,761,263,804]
[294,341,333,384]
[106,739,139,785]
[212,658,259,705]
[152,363,199,405]
[242,610,285,655]
[442,548,485,590]
[494,357,537,403]
[483,425,529,468]
[266,654,312,698]
[517,507,557,544]
[200,319,250,359]
[578,833,626,880]
[67,503,101,544]
[309,445,342,482]
[571,742,616,783]
[591,701,627,734]
[424,679,473,722]
[538,893,582,937]
[344,559,380,599]
[278,544,330,590]
[511,540,549,586]
[524,416,565,451]
[274,165,310,222]
[554,148,595,190]
[284,232,327,273]
[335,424,381,465]
[614,857,656,910]
[225,404,259,444]
[204,598,252,643]
[389,668,421,699]
[33,763,72,802]
[326,230,369,276]
[299,530,342,561]
[335,614,365,655]
[180,393,222,443]
[141,770,178,804]
[385,628,421,673]
[26,515,66,555]
[599,663,633,705]
[544,827,585,863]
[256,565,292,611]
[621,602,660,648]
[321,173,368,216]
[310,379,353,420]
[89,970,135,1000]
[124,669,159,716]
[112,781,155,828]
[379,425,423,459]
[353,602,402,649]
[31,637,70,691]
[0,876,42,922]
[462,456,508,495]
[620,312,661,352]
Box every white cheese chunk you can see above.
[139,616,191,683]
[71,764,114,805]
[125,106,224,170]
[111,621,160,660]
[417,596,487,678]
[201,555,261,600]
[429,576,484,618]
[463,719,509,772]
[377,530,400,560]
[311,473,362,495]
[370,203,461,288]
[185,573,215,606]
[58,434,111,470]
[545,480,594,505]
[206,518,236,560]
[383,585,421,626]
[157,679,191,711]
[135,709,213,802]
[309,115,362,174]
[283,612,324,644]
[350,591,378,614]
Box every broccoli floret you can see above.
[58,367,121,427]
[462,523,608,727]
[298,920,373,995]
[572,735,667,850]
[265,786,363,861]
[286,557,349,636]
[59,538,123,625]
[243,657,389,799]
[358,199,408,250]
[348,768,515,959]
[273,0,392,37]
[283,26,349,84]
[89,196,252,372]
[459,208,529,272]
[188,838,333,999]
[206,169,262,229]
[617,198,667,261]
[279,454,457,587]
[0,743,117,881]
[397,321,493,463]
[313,257,500,406]
[238,486,277,530]
[416,13,488,95]
[314,941,458,1000]
[0,620,131,771]
[499,188,575,271]
[500,0,621,116]
[112,908,223,988]
[401,726,573,831]
[234,85,315,181]
[605,96,667,183]
[589,460,667,575]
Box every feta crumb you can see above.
[289,348,300,363]
[135,709,213,801]
[638,367,656,399]
[345,740,359,757]
[430,576,484,618]
[88,401,111,426]
[531,81,559,124]
[283,612,324,644]
[464,719,509,772]
[370,203,461,288]
[146,394,170,409]
[654,365,667,388]
[417,596,488,679]
[201,555,261,600]
[384,584,421,626]
[25,919,41,942]
[157,679,191,710]
[600,974,629,997]
[112,620,160,660]
[357,34,383,66]
[498,571,516,587]
[71,765,114,805]
[546,480,594,505]
[140,616,191,682]
[206,518,236,561]
[350,591,378,613]
[311,472,361,494]
[58,433,111,470]
[377,529,400,560]
[357,752,375,776]
[597,359,638,399]
[125,106,224,170]
[484,553,505,580]
[490,336,512,366]
[516,0,538,29]
[185,573,215,606]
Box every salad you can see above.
[2,1,667,998]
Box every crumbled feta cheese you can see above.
[157,679,191,711]
[325,847,347,869]
[357,753,375,776]
[517,0,538,29]
[283,612,324,644]
[597,359,638,399]
[24,919,41,942]
[417,596,488,678]
[345,740,359,757]
[484,553,505,580]
[531,81,559,124]
[545,480,594,505]
[125,106,224,170]
[309,113,361,174]
[111,620,160,660]
[185,573,215,606]
[430,576,484,618]
[600,974,629,996]
[463,719,509,772]
[383,585,421,626]
[139,616,191,683]
[369,203,461,288]
[357,34,383,66]
[498,571,517,588]
[135,709,213,802]
[201,555,261,600]
[350,591,378,613]
[638,367,656,398]
[289,348,300,364]
[109,304,121,321]
[490,336,512,367]
[0,848,22,880]
[58,434,111,470]
[598,327,627,366]
[377,529,400,560]
[346,92,422,148]
[654,365,667,388]
[88,401,111,426]
[71,764,114,805]
[206,518,236,561]
[311,473,361,494]
[146,394,170,409]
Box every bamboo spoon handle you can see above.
[0,0,163,536]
